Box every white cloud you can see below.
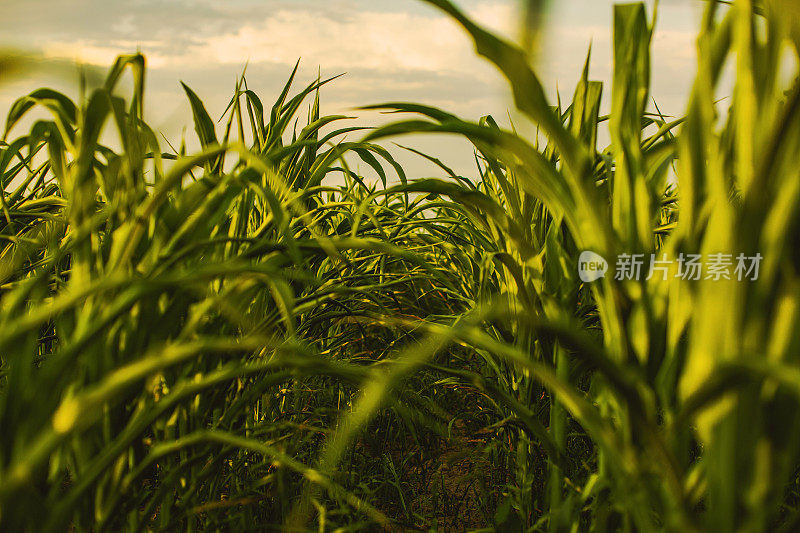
[3,0,702,179]
[194,3,513,74]
[43,40,171,68]
[34,1,515,76]
[25,0,700,117]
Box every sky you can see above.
[0,0,703,178]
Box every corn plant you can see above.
[2,0,800,531]
[348,0,800,530]
[0,53,482,530]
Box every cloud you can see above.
[0,0,700,179]
[198,11,455,71]
[35,1,514,76]
[43,40,171,68]
[189,3,513,74]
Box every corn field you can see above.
[2,0,800,530]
